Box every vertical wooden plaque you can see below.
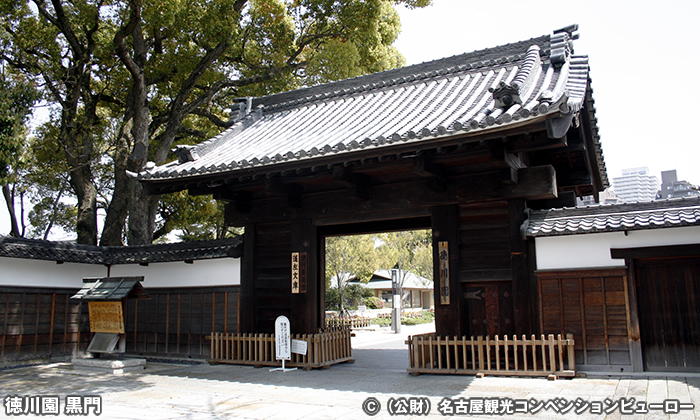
[438,241,450,305]
[291,252,300,293]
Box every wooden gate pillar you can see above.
[239,222,256,333]
[509,198,533,334]
[432,205,463,337]
[290,219,320,334]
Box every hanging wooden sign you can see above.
[438,241,450,305]
[88,301,125,334]
[291,252,307,294]
[299,252,308,293]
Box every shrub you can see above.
[366,297,384,309]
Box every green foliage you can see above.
[401,310,434,325]
[345,283,373,306]
[376,229,433,283]
[366,296,384,309]
[372,310,434,326]
[1,0,431,242]
[325,287,340,311]
[0,72,38,183]
[325,234,378,287]
[373,316,391,326]
[155,191,240,242]
[325,283,373,311]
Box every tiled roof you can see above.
[525,197,700,237]
[137,25,605,185]
[71,277,149,301]
[0,236,243,264]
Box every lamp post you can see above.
[391,269,401,333]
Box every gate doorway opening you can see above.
[319,217,434,329]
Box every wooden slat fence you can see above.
[407,333,575,378]
[209,330,353,370]
[325,317,370,330]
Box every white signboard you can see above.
[291,339,308,355]
[393,295,402,309]
[275,315,291,360]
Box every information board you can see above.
[88,301,125,334]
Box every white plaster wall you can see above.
[535,226,700,270]
[1,257,240,289]
[0,257,107,288]
[109,257,240,288]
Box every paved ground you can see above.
[1,323,699,419]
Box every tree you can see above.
[2,0,431,244]
[112,0,431,245]
[1,0,113,244]
[376,229,433,297]
[0,68,38,237]
[325,234,377,313]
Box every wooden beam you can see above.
[611,244,700,260]
[265,178,303,208]
[528,191,577,210]
[413,156,448,191]
[332,166,370,200]
[557,170,592,188]
[413,156,447,180]
[507,132,568,153]
[219,191,253,216]
[491,143,525,184]
[224,166,558,226]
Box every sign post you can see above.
[270,315,297,372]
[391,269,401,334]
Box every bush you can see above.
[372,317,391,327]
[366,296,384,309]
[372,310,435,326]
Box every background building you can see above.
[611,167,660,203]
[578,188,621,207]
[657,170,700,199]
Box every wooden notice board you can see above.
[88,301,125,334]
[438,241,450,305]
[291,252,307,294]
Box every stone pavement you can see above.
[1,323,699,419]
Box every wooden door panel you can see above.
[462,282,513,337]
[635,257,700,371]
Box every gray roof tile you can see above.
[525,197,700,237]
[139,27,601,183]
[0,236,243,264]
[71,277,149,301]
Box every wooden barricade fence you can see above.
[406,333,575,379]
[325,317,370,330]
[208,330,354,370]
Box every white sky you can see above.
[2,0,699,237]
[394,0,700,184]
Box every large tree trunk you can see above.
[115,1,153,245]
[69,165,98,245]
[100,124,131,246]
[127,184,157,245]
[2,184,20,237]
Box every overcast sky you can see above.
[2,0,698,238]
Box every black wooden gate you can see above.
[634,257,700,371]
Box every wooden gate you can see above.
[634,257,700,371]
